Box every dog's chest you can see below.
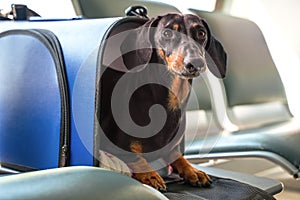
[131,84,182,119]
[100,67,186,154]
[128,83,185,151]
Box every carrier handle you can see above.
[125,5,149,19]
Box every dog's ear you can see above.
[202,20,227,79]
[120,17,161,71]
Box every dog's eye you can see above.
[197,30,206,40]
[162,29,173,39]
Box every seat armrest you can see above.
[192,165,283,195]
[0,166,167,200]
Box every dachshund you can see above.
[99,13,227,191]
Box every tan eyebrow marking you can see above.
[192,23,199,28]
[173,23,179,31]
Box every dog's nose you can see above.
[185,59,204,74]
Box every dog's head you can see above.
[121,13,227,79]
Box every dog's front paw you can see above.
[171,155,212,187]
[132,171,167,192]
[179,166,212,187]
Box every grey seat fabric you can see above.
[185,10,300,178]
[0,166,281,199]
[0,166,168,200]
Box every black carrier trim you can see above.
[34,29,71,167]
[93,17,148,166]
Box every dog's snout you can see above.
[185,63,199,73]
[185,58,204,74]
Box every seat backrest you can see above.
[0,29,70,170]
[191,10,292,129]
[72,0,180,18]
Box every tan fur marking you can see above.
[192,22,198,28]
[168,77,190,111]
[158,48,165,60]
[173,23,179,31]
[165,49,184,71]
[171,155,211,185]
[127,156,166,190]
[164,48,190,111]
[130,141,143,154]
[168,92,179,111]
[127,156,153,173]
